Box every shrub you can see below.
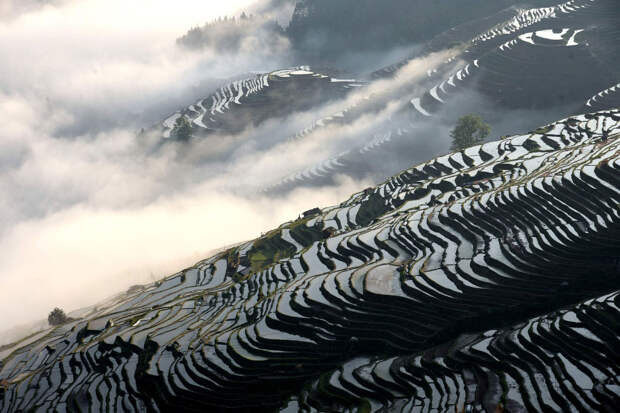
[48,307,68,326]
[172,116,192,141]
[450,114,491,151]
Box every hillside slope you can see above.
[1,109,618,412]
[159,68,360,139]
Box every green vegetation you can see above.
[522,138,541,151]
[224,249,246,282]
[356,399,372,413]
[48,307,68,326]
[247,231,296,273]
[289,217,324,247]
[356,192,390,227]
[177,12,285,52]
[172,116,192,141]
[534,125,553,134]
[450,114,491,151]
[245,216,326,274]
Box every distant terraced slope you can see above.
[410,0,620,117]
[1,109,618,412]
[160,68,360,138]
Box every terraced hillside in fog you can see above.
[1,109,618,412]
[411,0,620,117]
[160,68,360,138]
[164,0,619,193]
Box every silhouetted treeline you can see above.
[177,12,286,52]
